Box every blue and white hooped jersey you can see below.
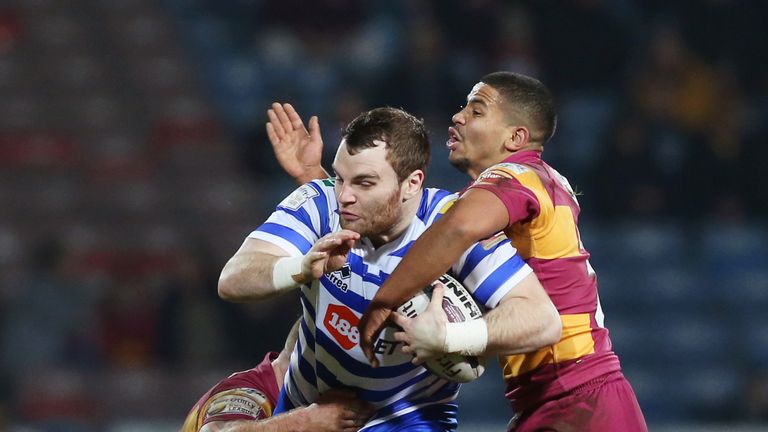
[250,179,532,430]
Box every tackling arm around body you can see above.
[392,273,561,364]
[199,389,375,432]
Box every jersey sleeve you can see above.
[249,181,333,257]
[198,386,275,427]
[421,189,459,226]
[468,164,541,226]
[451,233,533,309]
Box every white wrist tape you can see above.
[443,319,488,356]
[272,256,306,292]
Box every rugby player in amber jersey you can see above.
[359,72,648,431]
[181,320,374,432]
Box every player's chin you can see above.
[340,220,368,236]
[448,154,470,174]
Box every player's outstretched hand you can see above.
[303,230,360,280]
[392,283,448,364]
[307,388,376,432]
[266,102,326,185]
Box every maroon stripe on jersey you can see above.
[470,178,540,225]
[184,352,280,430]
[526,255,597,314]
[498,150,581,223]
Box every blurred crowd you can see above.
[176,0,768,222]
[1,0,767,429]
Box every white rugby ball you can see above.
[396,274,486,383]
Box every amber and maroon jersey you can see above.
[468,150,621,412]
[181,352,280,431]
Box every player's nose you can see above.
[336,184,356,204]
[451,110,464,125]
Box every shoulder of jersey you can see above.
[277,179,335,211]
[429,188,458,201]
[473,163,536,190]
[479,162,530,179]
[308,178,337,196]
[424,188,459,219]
[316,178,336,188]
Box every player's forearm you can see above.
[218,252,285,302]
[199,418,280,432]
[246,408,317,432]
[484,275,562,355]
[374,216,476,309]
[201,408,319,432]
[374,192,507,309]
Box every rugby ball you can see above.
[396,274,486,383]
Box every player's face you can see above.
[448,82,512,179]
[332,140,405,241]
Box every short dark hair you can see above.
[481,72,557,145]
[343,107,430,183]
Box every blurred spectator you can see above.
[0,9,21,55]
[99,277,160,368]
[1,237,98,373]
[260,0,366,43]
[493,4,540,78]
[155,240,229,369]
[532,0,630,175]
[741,127,768,217]
[533,0,630,94]
[373,17,453,121]
[589,114,667,220]
[677,0,768,87]
[746,370,768,421]
[629,25,755,220]
[435,0,500,85]
[0,236,103,427]
[632,26,720,134]
[680,68,750,222]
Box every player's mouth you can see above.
[447,127,461,151]
[340,210,360,221]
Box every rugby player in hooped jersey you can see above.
[218,105,561,431]
[356,72,648,431]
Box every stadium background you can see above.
[1,0,767,430]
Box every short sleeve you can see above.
[468,166,540,226]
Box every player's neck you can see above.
[467,152,506,180]
[468,145,542,179]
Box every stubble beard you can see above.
[339,187,402,239]
[449,153,471,174]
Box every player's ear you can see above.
[503,126,529,152]
[401,169,424,201]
